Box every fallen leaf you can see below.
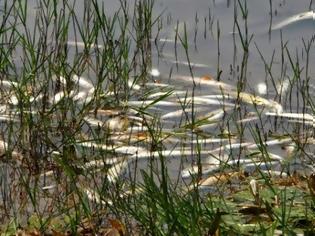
[108,219,126,236]
[308,173,315,196]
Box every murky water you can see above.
[1,0,315,226]
[151,0,315,87]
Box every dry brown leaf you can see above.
[16,229,41,236]
[108,219,126,236]
[275,175,300,187]
[103,228,120,236]
[51,229,66,236]
[308,173,315,196]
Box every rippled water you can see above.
[1,0,315,226]
[151,0,315,83]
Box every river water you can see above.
[1,0,315,226]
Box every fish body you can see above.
[272,11,315,30]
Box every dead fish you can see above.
[0,105,6,112]
[237,114,260,124]
[161,107,209,119]
[235,92,283,113]
[272,11,315,30]
[42,185,56,190]
[132,148,210,161]
[212,142,253,152]
[197,172,240,189]
[163,58,210,68]
[83,116,104,127]
[76,141,147,156]
[188,138,232,145]
[153,38,176,43]
[107,160,129,183]
[89,109,122,116]
[83,157,123,169]
[276,78,290,98]
[73,92,94,104]
[52,74,94,91]
[287,119,314,127]
[174,75,235,90]
[203,108,232,122]
[247,137,292,149]
[67,41,103,49]
[243,161,280,173]
[0,140,23,160]
[178,96,235,106]
[128,79,141,90]
[265,112,314,121]
[72,75,94,90]
[126,100,178,107]
[147,90,186,99]
[174,76,283,112]
[182,165,219,179]
[0,114,18,122]
[8,95,18,105]
[260,170,287,177]
[105,116,129,131]
[49,90,74,104]
[84,116,129,131]
[83,187,106,205]
[182,157,259,178]
[0,80,18,90]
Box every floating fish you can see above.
[0,140,23,160]
[161,107,209,119]
[174,75,235,90]
[272,11,315,30]
[72,75,94,90]
[196,172,240,189]
[163,58,210,68]
[246,137,292,149]
[67,41,103,49]
[178,96,235,106]
[76,141,147,156]
[83,187,107,205]
[265,112,314,121]
[146,90,186,100]
[0,80,18,90]
[173,75,283,113]
[128,79,141,90]
[107,160,129,183]
[83,157,123,169]
[182,158,256,178]
[126,100,178,107]
[276,78,290,98]
[0,114,18,122]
